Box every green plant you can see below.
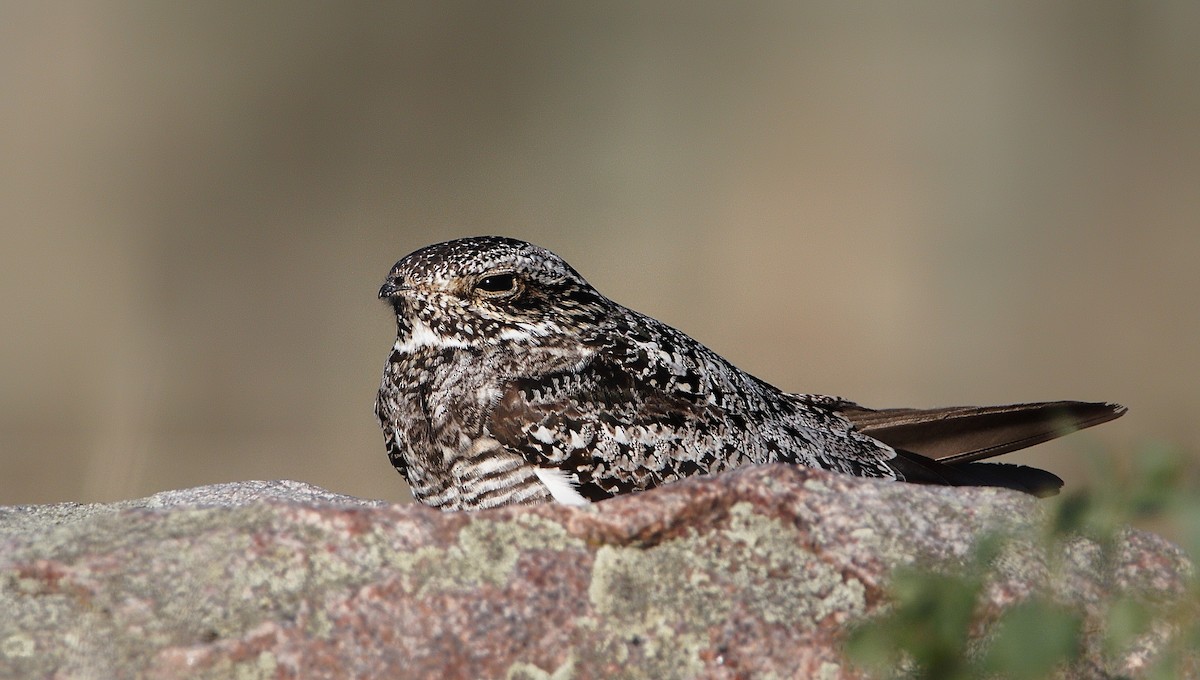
[846,446,1199,679]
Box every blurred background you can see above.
[1,2,1196,506]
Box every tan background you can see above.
[1,2,1196,506]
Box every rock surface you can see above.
[0,467,1191,679]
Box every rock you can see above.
[0,467,1192,679]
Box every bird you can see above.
[375,236,1125,511]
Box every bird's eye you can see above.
[475,273,517,295]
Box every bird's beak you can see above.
[378,280,404,299]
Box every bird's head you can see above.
[379,236,611,350]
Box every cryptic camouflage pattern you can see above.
[375,236,898,510]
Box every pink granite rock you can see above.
[0,467,1192,679]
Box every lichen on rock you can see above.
[0,467,1192,679]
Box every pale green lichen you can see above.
[231,651,278,680]
[590,503,866,629]
[570,618,707,680]
[507,661,551,680]
[506,653,575,680]
[583,502,868,676]
[808,485,1041,576]
[724,503,867,625]
[0,633,34,659]
[816,661,843,679]
[399,513,587,596]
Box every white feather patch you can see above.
[393,318,469,353]
[534,468,591,506]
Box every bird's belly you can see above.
[383,346,590,509]
[407,437,553,510]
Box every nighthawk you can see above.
[375,236,1124,511]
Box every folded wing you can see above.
[838,400,1126,497]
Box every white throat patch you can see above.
[394,317,469,353]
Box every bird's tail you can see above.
[838,400,1126,497]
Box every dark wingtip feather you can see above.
[889,449,1065,497]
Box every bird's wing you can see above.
[824,399,1126,497]
[488,354,717,501]
[836,401,1126,463]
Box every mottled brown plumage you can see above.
[375,236,1124,510]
